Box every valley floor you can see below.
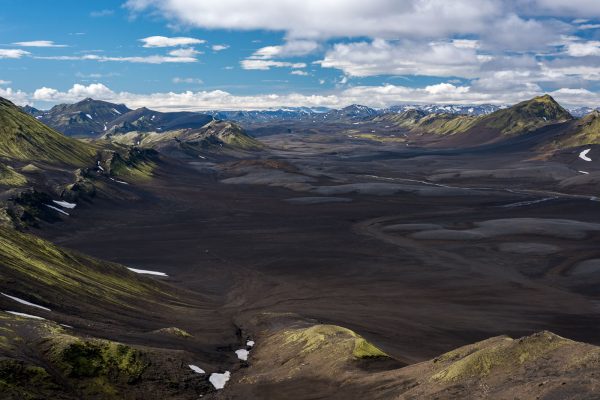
[31,131,600,398]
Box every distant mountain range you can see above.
[24,98,213,138]
[21,98,599,138]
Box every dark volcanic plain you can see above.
[40,117,600,389]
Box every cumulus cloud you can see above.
[0,49,30,59]
[125,0,501,40]
[6,81,595,111]
[0,87,29,105]
[139,36,205,47]
[319,39,487,78]
[13,40,67,47]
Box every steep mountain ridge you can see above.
[373,95,574,147]
[0,97,96,166]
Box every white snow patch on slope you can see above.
[127,268,168,277]
[5,311,45,320]
[109,177,129,185]
[112,108,121,115]
[188,365,205,374]
[53,200,76,209]
[209,371,231,390]
[235,349,249,361]
[579,148,592,162]
[1,292,51,311]
[45,204,69,216]
[246,340,255,347]
[86,113,93,120]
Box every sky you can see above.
[2,0,600,110]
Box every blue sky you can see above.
[1,1,600,110]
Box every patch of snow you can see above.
[104,124,107,131]
[579,170,590,175]
[151,115,155,120]
[109,177,129,185]
[97,161,105,171]
[5,311,45,320]
[209,371,230,390]
[45,204,69,216]
[579,148,592,162]
[198,155,206,159]
[1,292,51,311]
[35,116,43,120]
[246,340,255,347]
[53,200,76,209]
[112,108,122,115]
[127,268,168,277]
[86,113,93,120]
[188,365,205,374]
[235,349,249,361]
[60,324,73,329]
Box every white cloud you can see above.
[577,24,600,30]
[211,44,229,51]
[241,59,306,70]
[173,77,203,84]
[168,47,201,57]
[0,49,30,59]
[11,81,593,111]
[33,83,114,102]
[565,41,600,57]
[319,39,486,78]
[139,36,205,47]
[13,40,67,48]
[35,52,198,64]
[126,0,502,40]
[0,80,11,85]
[252,40,319,59]
[0,87,29,105]
[291,70,309,76]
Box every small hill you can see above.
[227,313,600,399]
[104,120,263,159]
[544,110,600,150]
[0,97,96,166]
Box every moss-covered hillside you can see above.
[0,98,96,166]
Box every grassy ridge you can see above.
[376,95,572,138]
[0,98,96,166]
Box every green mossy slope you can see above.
[0,97,96,166]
